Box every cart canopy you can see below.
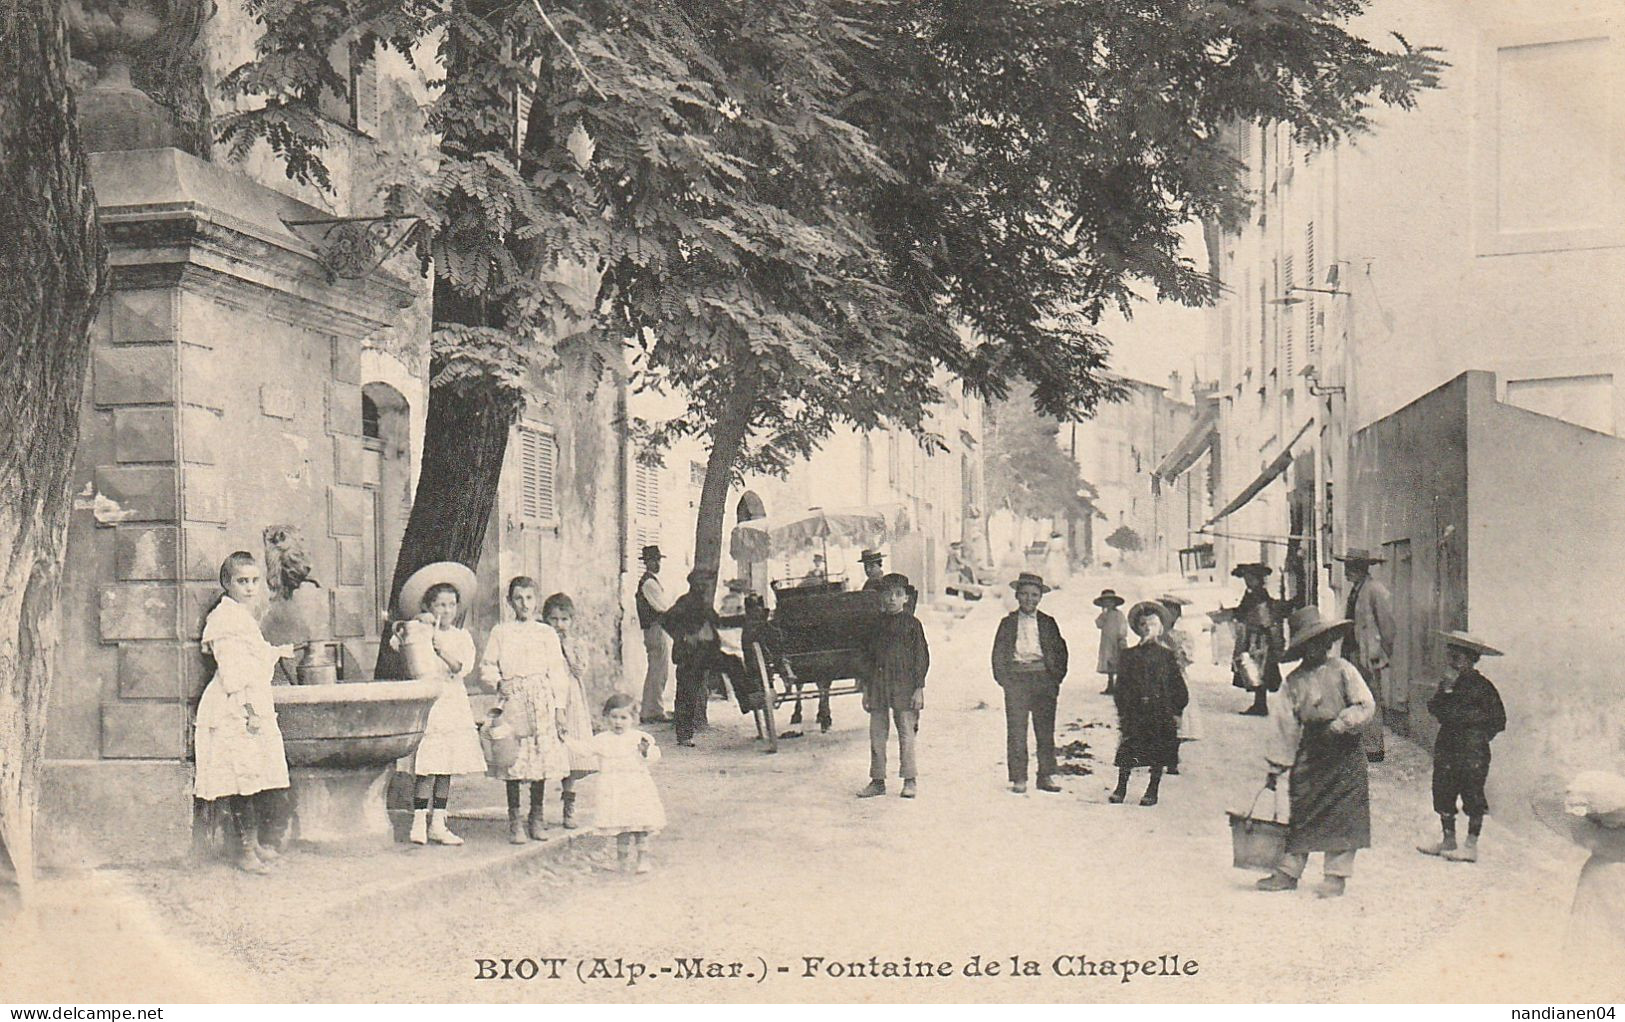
[729,504,911,562]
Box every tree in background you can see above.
[0,1,109,899]
[985,385,1099,526]
[224,0,1444,611]
[1106,525,1146,554]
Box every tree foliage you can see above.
[220,0,1445,593]
[1105,525,1145,553]
[985,384,1096,523]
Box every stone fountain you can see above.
[260,527,439,849]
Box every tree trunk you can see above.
[0,2,109,898]
[689,370,762,608]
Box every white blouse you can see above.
[480,619,571,702]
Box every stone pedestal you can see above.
[287,766,395,849]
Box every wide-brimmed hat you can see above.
[1127,600,1173,633]
[859,548,884,564]
[1281,605,1352,661]
[1440,630,1503,657]
[1335,548,1386,565]
[1010,572,1050,593]
[1232,562,1273,579]
[398,561,478,616]
[1158,593,1192,607]
[640,545,663,562]
[1093,588,1125,608]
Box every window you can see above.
[1282,253,1296,377]
[1305,221,1318,357]
[635,457,661,519]
[361,393,382,444]
[516,426,558,523]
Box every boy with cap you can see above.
[992,573,1069,793]
[857,572,929,799]
[1418,630,1507,862]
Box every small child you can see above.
[1418,631,1507,862]
[587,693,666,872]
[1109,601,1188,807]
[195,552,294,874]
[857,572,929,800]
[393,566,486,846]
[542,592,598,829]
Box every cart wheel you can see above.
[752,643,778,754]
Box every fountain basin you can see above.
[273,680,440,848]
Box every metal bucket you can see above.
[1228,786,1288,870]
[480,709,520,770]
[393,619,445,680]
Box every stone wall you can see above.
[39,148,414,868]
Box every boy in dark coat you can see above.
[1418,630,1507,863]
[857,573,929,799]
[992,572,1069,794]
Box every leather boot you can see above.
[254,790,286,861]
[1418,816,1457,856]
[1255,871,1297,892]
[561,791,579,830]
[1444,835,1479,862]
[507,807,529,845]
[428,809,464,846]
[232,798,270,875]
[527,801,547,840]
[1315,876,1347,898]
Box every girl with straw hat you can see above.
[1108,601,1188,807]
[1256,606,1375,898]
[392,561,486,846]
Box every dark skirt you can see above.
[1287,720,1371,853]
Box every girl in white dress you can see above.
[542,593,597,829]
[587,693,666,872]
[195,552,294,874]
[396,573,487,846]
[480,576,578,843]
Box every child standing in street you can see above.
[587,693,666,872]
[481,576,578,843]
[542,592,598,830]
[395,563,486,846]
[1094,589,1129,695]
[857,573,929,800]
[195,552,294,874]
[1110,601,1188,807]
[1418,630,1507,863]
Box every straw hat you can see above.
[1127,600,1173,633]
[1335,548,1386,565]
[1281,605,1353,661]
[1010,572,1051,593]
[1093,588,1125,608]
[398,561,478,616]
[1440,630,1503,657]
[1232,562,1273,579]
[859,549,884,564]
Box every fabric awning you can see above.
[1153,407,1219,482]
[1204,419,1314,526]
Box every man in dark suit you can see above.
[992,572,1069,794]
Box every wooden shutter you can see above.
[517,426,557,522]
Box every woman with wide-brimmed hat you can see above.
[1108,601,1188,807]
[1231,563,1284,716]
[1256,605,1376,898]
[1093,589,1129,695]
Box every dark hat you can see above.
[1127,600,1173,633]
[640,545,663,562]
[1093,588,1125,608]
[859,549,884,564]
[1232,562,1273,579]
[1010,572,1051,593]
[877,571,912,592]
[1281,605,1352,661]
[1336,548,1386,565]
[1440,630,1502,657]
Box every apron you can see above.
[1287,720,1371,854]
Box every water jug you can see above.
[393,618,444,680]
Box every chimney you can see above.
[1167,371,1183,401]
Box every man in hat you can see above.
[1339,549,1395,762]
[635,545,672,724]
[1093,589,1129,695]
[663,567,721,747]
[945,541,975,586]
[1232,564,1284,716]
[859,549,886,591]
[992,573,1069,793]
[1418,631,1507,863]
[1257,606,1375,898]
